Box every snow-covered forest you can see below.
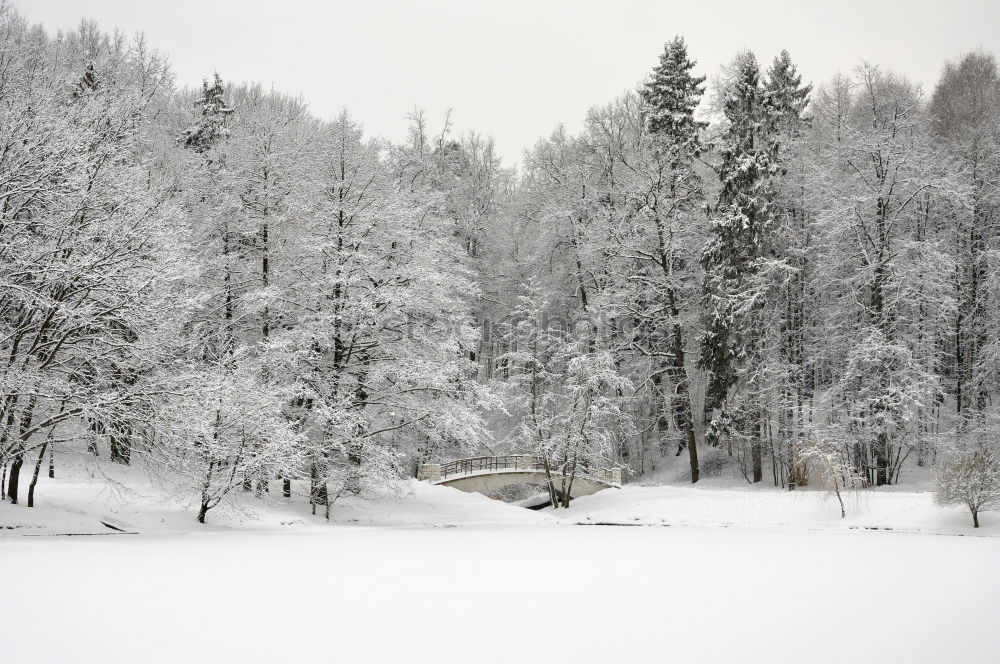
[2,2,1000,524]
[3,3,1000,663]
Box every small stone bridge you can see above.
[419,455,621,500]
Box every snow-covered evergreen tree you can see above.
[699,51,784,482]
[631,36,708,482]
[181,73,234,153]
[641,36,707,160]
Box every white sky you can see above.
[19,0,1000,167]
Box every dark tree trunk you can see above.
[875,433,890,486]
[669,332,698,484]
[9,396,38,501]
[7,452,23,504]
[663,288,699,484]
[27,442,48,507]
[198,458,215,524]
[751,409,763,483]
[197,499,209,524]
[309,461,328,515]
[751,438,763,483]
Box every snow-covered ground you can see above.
[0,453,555,535]
[566,482,1000,535]
[4,522,998,663]
[2,455,999,663]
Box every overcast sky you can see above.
[19,0,1000,167]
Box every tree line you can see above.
[476,39,999,503]
[0,4,997,520]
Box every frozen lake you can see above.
[4,523,998,663]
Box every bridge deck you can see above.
[421,455,621,487]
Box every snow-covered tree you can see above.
[148,358,304,523]
[936,443,1000,527]
[929,52,1000,431]
[269,111,491,514]
[0,12,174,504]
[180,73,234,153]
[699,51,786,483]
[631,36,708,482]
[813,64,956,485]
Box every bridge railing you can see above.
[440,455,523,479]
[425,455,621,486]
[530,456,600,476]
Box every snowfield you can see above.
[3,520,998,663]
[566,482,1000,535]
[2,463,1000,664]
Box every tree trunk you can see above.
[6,453,22,504]
[751,409,763,483]
[197,499,209,524]
[8,395,38,501]
[666,290,698,484]
[309,461,328,514]
[27,442,48,508]
[198,459,215,524]
[751,439,763,483]
[972,508,979,528]
[541,456,558,508]
[875,432,890,486]
[685,414,699,484]
[562,464,576,509]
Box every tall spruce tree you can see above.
[637,36,707,482]
[765,50,812,138]
[181,73,234,153]
[699,51,779,482]
[765,50,813,487]
[641,36,707,161]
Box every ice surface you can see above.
[3,522,998,663]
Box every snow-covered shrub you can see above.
[800,431,867,518]
[935,445,1000,528]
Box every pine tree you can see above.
[699,51,779,482]
[181,73,234,152]
[641,36,707,161]
[765,50,812,138]
[636,36,707,482]
[765,50,813,487]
